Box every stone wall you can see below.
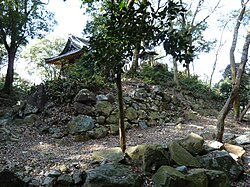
[66,85,199,141]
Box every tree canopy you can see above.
[0,0,56,93]
[21,37,65,82]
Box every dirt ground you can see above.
[0,114,249,186]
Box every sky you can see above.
[3,0,249,85]
[46,0,87,38]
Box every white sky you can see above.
[47,0,87,38]
[2,0,249,85]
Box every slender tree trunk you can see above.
[239,101,250,121]
[229,4,246,121]
[233,99,240,121]
[130,47,139,75]
[186,63,190,78]
[216,29,250,142]
[173,57,179,86]
[116,67,126,153]
[216,90,237,142]
[2,48,16,94]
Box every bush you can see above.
[43,60,109,103]
[179,74,220,101]
[137,64,222,103]
[137,64,174,86]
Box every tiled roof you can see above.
[45,35,89,65]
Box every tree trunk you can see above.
[116,67,126,153]
[186,63,190,78]
[216,29,250,142]
[130,47,139,76]
[173,57,179,86]
[216,86,239,142]
[2,48,16,94]
[229,4,246,121]
[233,98,240,121]
[239,101,250,121]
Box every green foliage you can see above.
[0,0,56,45]
[0,0,56,93]
[0,44,7,68]
[137,64,174,86]
[216,77,250,108]
[83,0,187,77]
[43,59,109,103]
[21,37,66,81]
[13,74,32,94]
[164,29,195,65]
[138,64,222,101]
[0,73,32,98]
[179,74,220,101]
[216,64,250,108]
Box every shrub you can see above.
[43,60,109,103]
[137,64,223,104]
[137,64,174,86]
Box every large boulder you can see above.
[22,84,48,116]
[152,166,230,187]
[128,144,170,174]
[67,115,95,134]
[95,101,113,116]
[168,141,201,167]
[234,134,250,145]
[74,89,96,105]
[125,107,138,121]
[152,165,186,187]
[56,173,74,186]
[198,150,243,180]
[132,88,148,101]
[92,147,124,162]
[185,169,208,187]
[73,102,95,115]
[84,163,142,187]
[204,169,230,187]
[186,169,230,187]
[178,133,204,155]
[223,143,245,163]
[0,169,27,187]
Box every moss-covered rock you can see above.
[185,168,230,187]
[67,115,95,134]
[106,113,119,124]
[178,133,204,155]
[125,107,138,121]
[198,150,243,180]
[84,163,142,187]
[92,147,123,162]
[168,141,201,167]
[95,101,113,116]
[128,144,170,174]
[93,126,108,139]
[185,169,208,187]
[205,169,230,187]
[152,165,186,187]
